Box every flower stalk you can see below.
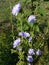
[10,2,14,40]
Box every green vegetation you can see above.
[0,0,49,65]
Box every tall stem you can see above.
[9,2,14,41]
[19,16,23,42]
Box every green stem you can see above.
[9,2,14,41]
[20,17,23,42]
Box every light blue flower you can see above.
[28,15,36,23]
[28,37,32,43]
[24,32,30,37]
[18,32,24,37]
[28,49,35,55]
[18,32,30,37]
[36,49,42,56]
[27,56,33,62]
[17,48,22,51]
[13,38,20,48]
[12,3,21,16]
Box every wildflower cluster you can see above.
[27,49,42,63]
[12,2,42,65]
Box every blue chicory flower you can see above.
[17,48,22,51]
[12,3,21,16]
[28,49,35,55]
[28,15,36,23]
[36,49,42,56]
[27,56,33,62]
[28,37,32,43]
[18,32,30,37]
[13,38,20,48]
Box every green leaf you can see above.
[35,25,40,32]
[23,24,29,31]
[11,49,17,54]
[18,51,25,61]
[16,61,26,65]
[39,7,46,16]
